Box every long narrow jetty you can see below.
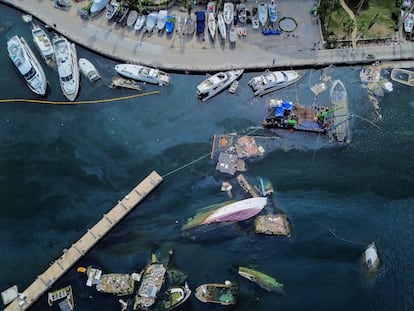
[4,171,163,311]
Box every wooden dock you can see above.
[4,171,163,311]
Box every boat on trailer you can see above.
[196,69,244,102]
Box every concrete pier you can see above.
[4,171,163,311]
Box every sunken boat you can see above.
[195,280,237,305]
[327,80,350,143]
[238,266,284,293]
[161,282,191,310]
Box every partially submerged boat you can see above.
[248,69,302,96]
[47,285,74,311]
[217,13,227,40]
[327,80,350,143]
[79,58,100,82]
[162,283,191,311]
[115,63,170,86]
[223,2,234,25]
[7,35,47,96]
[360,65,381,83]
[31,24,55,66]
[133,263,167,310]
[96,273,135,296]
[258,3,268,26]
[196,69,244,102]
[363,242,380,272]
[390,68,414,86]
[53,35,80,101]
[109,76,141,90]
[195,281,237,305]
[238,266,284,293]
[182,197,267,230]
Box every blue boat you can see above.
[166,15,175,35]
[196,11,206,36]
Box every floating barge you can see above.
[47,285,74,311]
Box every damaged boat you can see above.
[238,266,284,293]
[195,280,237,305]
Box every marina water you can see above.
[0,4,413,311]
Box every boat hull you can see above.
[248,70,302,96]
[115,63,170,85]
[79,58,100,82]
[197,69,244,102]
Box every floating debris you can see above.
[47,285,74,311]
[237,174,260,197]
[109,77,141,91]
[255,214,291,236]
[96,273,135,296]
[195,280,238,305]
[238,266,284,293]
[21,14,32,23]
[216,152,238,175]
[221,181,233,198]
[360,65,381,83]
[1,285,18,306]
[310,82,327,96]
[363,242,380,272]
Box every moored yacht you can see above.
[196,69,243,102]
[53,35,80,101]
[7,35,47,96]
[115,63,170,86]
[31,24,55,66]
[247,69,302,96]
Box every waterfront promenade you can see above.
[4,171,163,311]
[2,0,414,72]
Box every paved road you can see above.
[2,0,414,72]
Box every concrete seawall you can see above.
[2,0,414,72]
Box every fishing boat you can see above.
[133,263,167,310]
[390,68,414,86]
[196,11,206,36]
[268,0,277,24]
[31,24,55,66]
[258,3,268,26]
[79,58,100,82]
[238,266,284,293]
[196,69,244,102]
[134,14,146,31]
[327,80,350,143]
[127,10,138,28]
[229,26,236,43]
[157,10,168,32]
[90,0,109,16]
[106,2,119,21]
[237,3,247,23]
[217,13,227,40]
[195,281,237,305]
[182,197,267,230]
[207,13,216,40]
[96,273,135,296]
[404,12,414,33]
[47,285,74,311]
[363,242,380,272]
[115,63,170,86]
[223,2,234,25]
[146,12,158,33]
[162,283,191,311]
[109,76,141,90]
[165,15,175,35]
[262,99,330,133]
[7,35,47,96]
[248,69,302,96]
[53,35,80,101]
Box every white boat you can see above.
[53,35,80,101]
[31,24,55,66]
[207,1,215,14]
[248,70,302,96]
[157,10,168,32]
[196,69,244,102]
[328,80,350,143]
[127,10,138,28]
[208,13,216,40]
[268,0,277,24]
[390,68,414,86]
[229,26,236,43]
[134,14,146,31]
[258,3,268,26]
[79,58,100,82]
[7,35,47,96]
[237,3,246,24]
[217,13,226,40]
[90,0,109,16]
[404,12,414,33]
[146,12,158,33]
[223,2,234,25]
[252,15,259,29]
[115,63,170,86]
[363,242,380,271]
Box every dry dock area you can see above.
[4,171,163,311]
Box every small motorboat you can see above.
[217,13,226,40]
[134,14,146,31]
[258,3,268,26]
[252,15,260,29]
[208,12,216,40]
[126,10,138,28]
[223,2,234,25]
[157,10,168,32]
[146,12,158,33]
[79,58,100,82]
[90,0,109,16]
[165,15,175,35]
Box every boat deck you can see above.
[4,171,163,311]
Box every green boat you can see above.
[195,280,238,305]
[238,266,284,293]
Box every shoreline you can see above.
[2,0,414,72]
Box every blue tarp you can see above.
[196,11,205,35]
[262,28,281,36]
[282,101,293,110]
[275,107,284,117]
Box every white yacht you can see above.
[7,35,47,96]
[115,64,170,86]
[196,69,244,102]
[79,58,100,82]
[53,35,80,101]
[31,24,55,66]
[248,70,301,96]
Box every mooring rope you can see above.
[0,90,159,105]
[161,152,212,178]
